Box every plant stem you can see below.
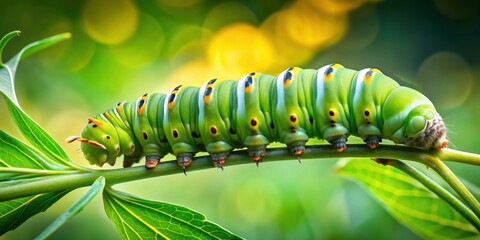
[422,156,480,218]
[1,145,479,202]
[387,159,480,231]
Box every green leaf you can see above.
[0,31,74,167]
[4,97,74,167]
[0,130,65,171]
[336,158,479,239]
[36,177,105,240]
[103,187,243,240]
[0,31,20,68]
[0,31,71,105]
[0,190,70,235]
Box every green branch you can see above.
[1,145,479,202]
[387,159,480,231]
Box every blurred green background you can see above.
[1,0,479,239]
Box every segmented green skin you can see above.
[79,64,438,167]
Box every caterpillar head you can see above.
[67,117,122,167]
[403,106,448,150]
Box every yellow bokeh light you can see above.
[259,2,348,71]
[417,52,474,109]
[260,11,314,71]
[279,2,348,49]
[207,23,274,78]
[165,59,220,88]
[82,0,139,45]
[302,0,366,15]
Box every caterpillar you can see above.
[67,64,448,171]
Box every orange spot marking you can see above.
[88,118,102,127]
[203,94,212,104]
[245,85,253,93]
[137,95,149,115]
[116,102,124,111]
[103,112,111,118]
[364,68,379,83]
[203,81,216,104]
[283,68,295,87]
[168,100,175,109]
[325,65,338,82]
[168,87,182,110]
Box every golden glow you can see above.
[302,0,366,15]
[82,0,138,44]
[207,23,274,78]
[137,95,149,115]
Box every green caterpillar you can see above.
[67,64,448,170]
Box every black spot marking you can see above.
[270,121,275,129]
[210,126,217,134]
[106,135,111,139]
[245,76,253,88]
[290,126,296,132]
[138,99,145,108]
[229,128,236,134]
[168,93,176,103]
[208,79,217,84]
[192,131,201,138]
[116,146,120,151]
[205,87,213,96]
[366,70,374,78]
[173,129,179,138]
[364,110,370,116]
[92,124,97,128]
[330,120,336,124]
[283,70,293,83]
[143,93,148,97]
[174,84,182,90]
[250,119,257,126]
[329,110,335,116]
[116,102,121,107]
[130,144,135,150]
[290,114,297,123]
[142,131,148,140]
[325,66,334,76]
[309,116,314,125]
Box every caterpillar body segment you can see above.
[68,64,448,169]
